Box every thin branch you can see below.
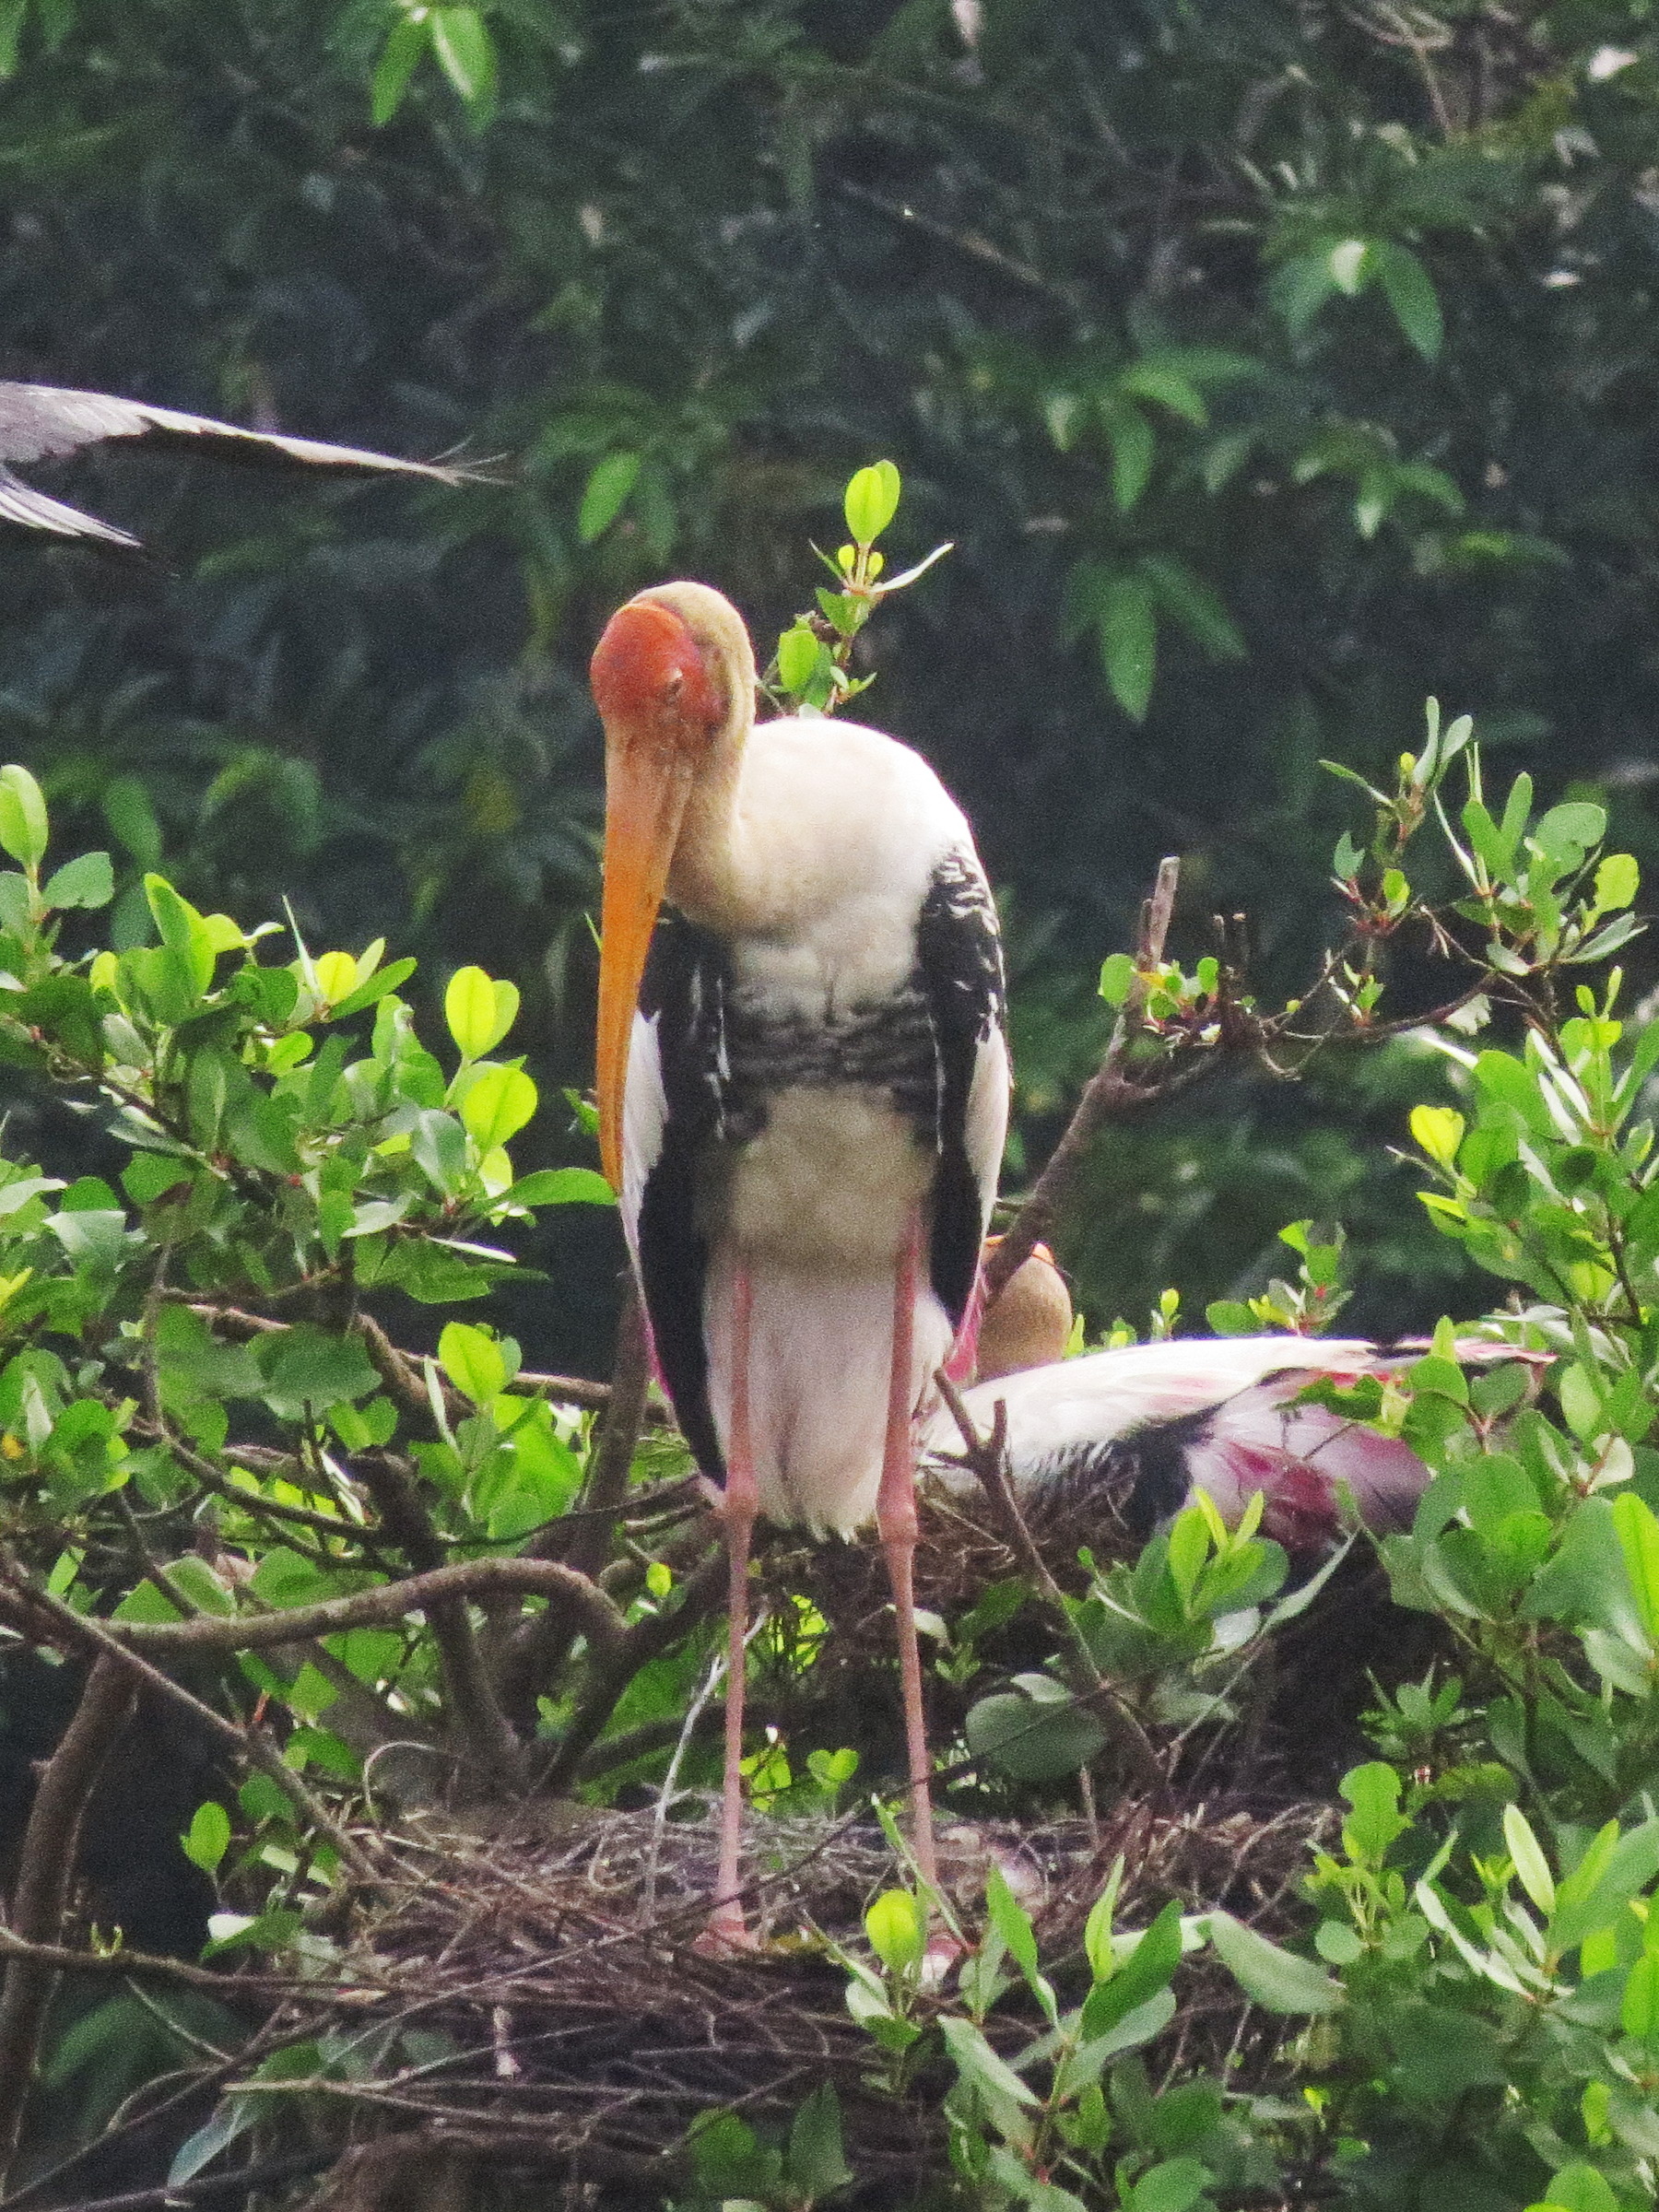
[537,1544,727,1794]
[989,855,1182,1300]
[41,1556,628,1664]
[0,1656,135,2184]
[934,1372,1163,1787]
[347,1448,525,1790]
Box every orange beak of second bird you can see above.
[590,599,724,1189]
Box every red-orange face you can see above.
[590,599,726,760]
[591,596,729,1191]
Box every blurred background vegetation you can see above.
[3,0,1658,1363]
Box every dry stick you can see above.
[0,1656,135,2185]
[986,854,1182,1304]
[0,1566,382,1884]
[935,1372,1162,1787]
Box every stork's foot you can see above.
[694,1904,762,1957]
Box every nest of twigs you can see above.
[261,1779,1334,2210]
[252,1475,1431,2207]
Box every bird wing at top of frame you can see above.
[0,382,481,547]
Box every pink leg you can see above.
[704,1261,759,1952]
[876,1213,939,1895]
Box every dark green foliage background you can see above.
[4,0,1659,1354]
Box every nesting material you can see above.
[264,1786,1332,2200]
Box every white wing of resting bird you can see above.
[0,382,479,547]
[925,1334,1540,1550]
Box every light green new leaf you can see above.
[439,1321,509,1405]
[182,1801,231,1874]
[461,1064,538,1151]
[446,966,519,1059]
[865,1888,924,1976]
[0,764,47,870]
[843,459,900,544]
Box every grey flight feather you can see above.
[0,382,478,547]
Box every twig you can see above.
[0,1656,135,2184]
[934,1373,1162,1787]
[988,855,1182,1300]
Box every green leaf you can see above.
[41,850,113,910]
[578,451,641,544]
[0,764,47,870]
[1328,238,1371,295]
[255,1326,379,1418]
[1100,398,1154,512]
[1118,363,1208,426]
[327,956,417,1020]
[460,1064,537,1150]
[777,621,821,694]
[429,6,497,117]
[439,1321,507,1405]
[1096,571,1157,722]
[843,459,900,544]
[1081,1899,1184,2041]
[182,1801,231,1874]
[786,2083,853,2204]
[865,1888,924,1975]
[502,1167,616,1208]
[1373,241,1443,361]
[1532,2166,1623,2212]
[1594,853,1640,912]
[1612,1490,1659,1644]
[1205,1911,1343,2013]
[1126,2159,1211,2212]
[966,1685,1107,1782]
[1139,555,1244,661]
[937,2014,1039,2106]
[1502,1804,1556,1916]
[1100,952,1136,1006]
[370,14,428,124]
[144,876,215,995]
[445,966,519,1059]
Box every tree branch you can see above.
[0,1656,135,2184]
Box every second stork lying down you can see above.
[934,1253,1539,1550]
[932,1333,1449,1550]
[590,582,1009,1943]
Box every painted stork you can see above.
[933,1321,1539,1551]
[0,381,474,547]
[590,581,1009,1944]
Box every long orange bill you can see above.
[595,739,692,1189]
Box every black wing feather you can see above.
[914,852,1006,1330]
[634,912,730,1482]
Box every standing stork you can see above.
[591,581,1009,1946]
